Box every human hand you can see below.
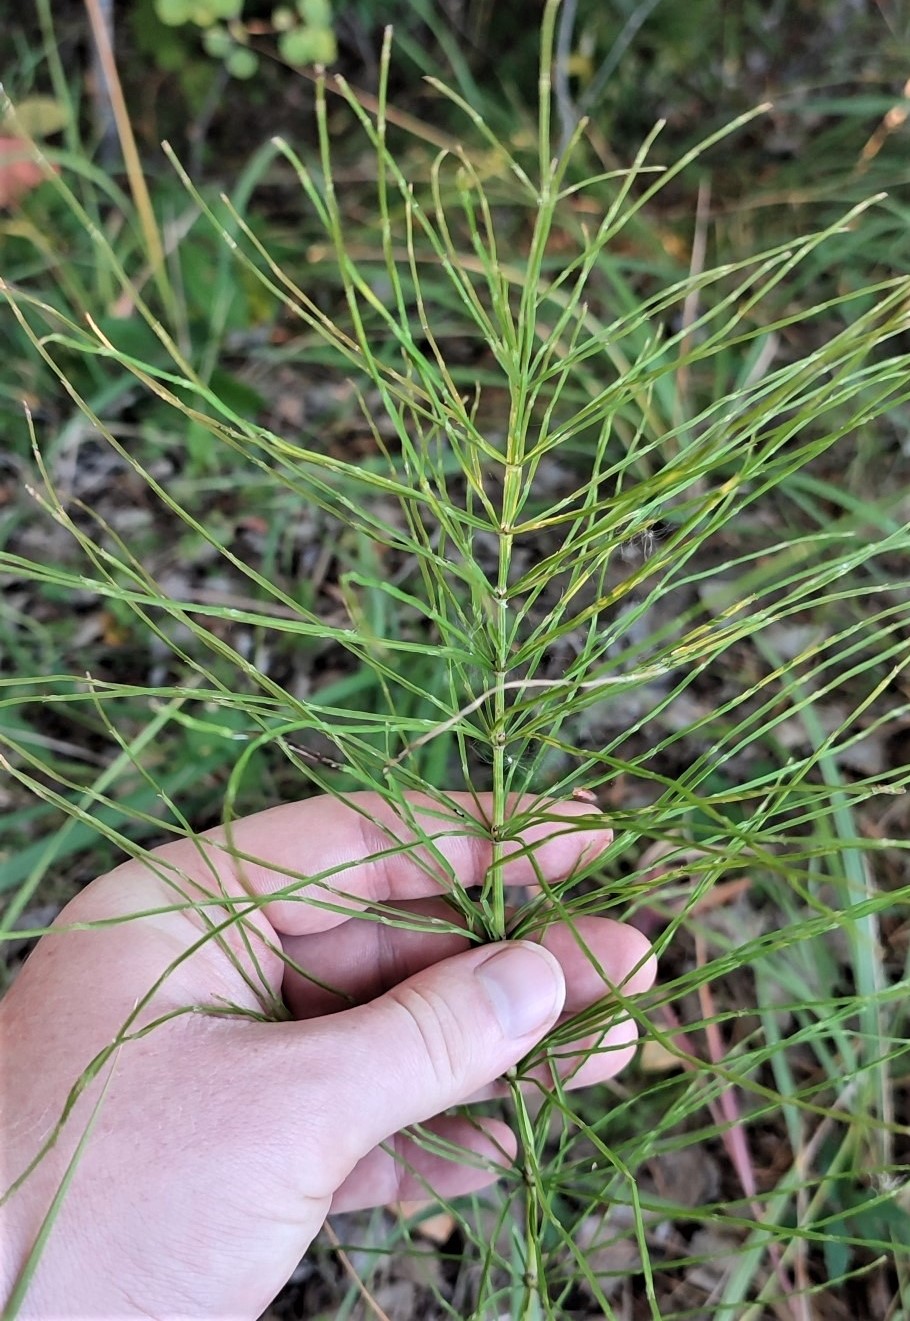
[0,792,655,1319]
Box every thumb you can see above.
[296,941,566,1191]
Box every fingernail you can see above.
[476,943,565,1038]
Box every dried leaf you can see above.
[639,1038,684,1073]
[3,95,69,138]
[0,137,53,208]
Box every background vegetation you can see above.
[2,1,909,1318]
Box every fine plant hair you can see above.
[2,3,910,1316]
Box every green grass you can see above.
[2,1,910,1316]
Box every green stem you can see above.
[510,1077,548,1319]
[488,501,514,938]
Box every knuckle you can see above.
[387,981,466,1092]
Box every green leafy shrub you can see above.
[143,0,335,83]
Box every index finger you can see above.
[162,791,611,937]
